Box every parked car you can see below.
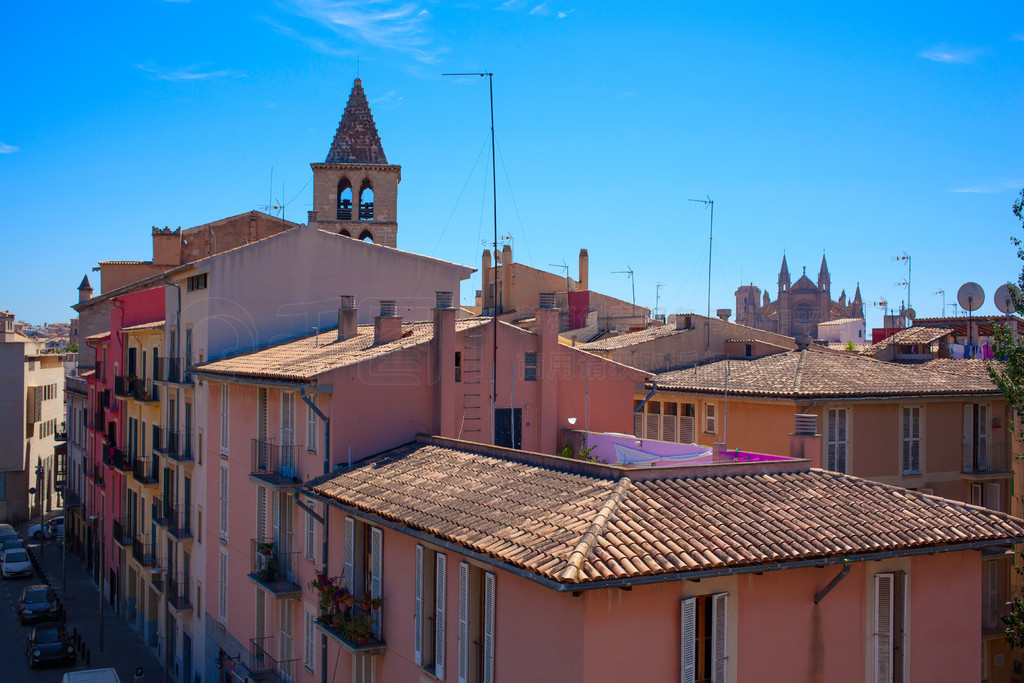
[0,524,19,543]
[25,621,75,668]
[28,516,63,540]
[1,538,25,553]
[18,585,59,624]
[62,668,121,682]
[2,548,33,578]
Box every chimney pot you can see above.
[374,301,402,345]
[435,291,455,309]
[379,300,397,317]
[338,295,357,340]
[538,292,556,310]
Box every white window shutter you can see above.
[482,571,495,683]
[712,593,728,683]
[371,526,383,639]
[343,517,354,593]
[436,553,447,680]
[458,562,470,683]
[414,544,424,666]
[972,483,983,507]
[979,404,988,470]
[680,597,696,683]
[875,573,894,683]
[962,404,974,473]
[986,482,1000,512]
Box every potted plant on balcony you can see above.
[258,556,279,583]
[348,613,372,646]
[257,540,275,556]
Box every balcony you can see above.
[247,539,301,598]
[250,440,302,488]
[132,537,157,567]
[168,507,192,541]
[248,637,298,683]
[102,388,117,412]
[167,573,192,613]
[152,498,168,527]
[166,431,194,463]
[114,376,132,398]
[102,444,131,472]
[112,518,134,548]
[66,376,88,397]
[157,357,192,384]
[133,378,159,402]
[962,443,1013,479]
[316,615,387,656]
[132,456,159,486]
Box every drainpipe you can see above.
[634,381,658,414]
[299,385,329,683]
[161,274,182,374]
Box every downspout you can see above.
[161,274,182,375]
[634,381,658,414]
[299,385,330,683]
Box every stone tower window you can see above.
[339,229,352,238]
[337,179,353,220]
[358,229,374,242]
[359,180,374,220]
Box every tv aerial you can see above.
[995,283,1016,315]
[957,282,984,348]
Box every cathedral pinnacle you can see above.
[325,78,388,165]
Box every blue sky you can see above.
[2,2,1022,332]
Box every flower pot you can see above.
[356,636,368,645]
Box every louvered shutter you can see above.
[712,593,728,683]
[911,408,921,472]
[633,411,643,438]
[371,526,383,639]
[663,413,677,442]
[646,413,660,439]
[680,597,696,683]
[458,562,469,683]
[978,404,988,470]
[972,483,983,507]
[836,409,847,472]
[963,404,974,472]
[436,553,447,679]
[257,486,266,541]
[679,416,695,444]
[902,408,912,473]
[482,571,495,683]
[343,517,354,592]
[986,482,1001,512]
[414,544,424,665]
[875,573,894,683]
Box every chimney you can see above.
[676,314,693,331]
[481,249,492,310]
[434,291,457,437]
[501,244,513,313]
[308,210,319,229]
[77,275,93,304]
[536,293,560,454]
[338,295,357,340]
[374,300,402,345]
[578,248,589,290]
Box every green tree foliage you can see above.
[990,189,1024,647]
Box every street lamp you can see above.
[88,514,104,653]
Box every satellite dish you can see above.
[995,283,1016,314]
[905,307,916,321]
[957,282,985,312]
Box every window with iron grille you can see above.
[524,352,538,382]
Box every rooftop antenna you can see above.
[689,196,714,349]
[613,266,636,319]
[549,260,570,291]
[655,283,664,321]
[893,252,911,309]
[934,289,945,316]
[444,70,497,445]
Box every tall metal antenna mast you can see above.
[445,71,498,445]
[689,196,714,349]
[934,289,945,315]
[655,283,664,321]
[893,252,912,309]
[613,267,636,319]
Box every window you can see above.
[524,352,538,382]
[458,562,495,683]
[874,571,907,682]
[901,407,921,475]
[704,403,716,435]
[343,517,382,638]
[826,408,848,473]
[415,545,447,677]
[306,395,317,454]
[196,580,202,620]
[744,343,753,358]
[219,467,228,539]
[304,507,316,563]
[218,552,228,624]
[962,404,988,473]
[971,482,1001,511]
[220,385,229,455]
[186,273,208,291]
[681,593,728,683]
[455,352,462,383]
[197,507,202,544]
[304,607,316,672]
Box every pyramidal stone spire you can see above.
[326,78,388,165]
[818,254,830,287]
[778,254,791,286]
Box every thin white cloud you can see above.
[557,9,574,18]
[370,89,403,107]
[262,16,354,57]
[950,186,998,194]
[949,180,1023,194]
[529,3,549,15]
[282,0,442,64]
[136,63,241,81]
[0,142,19,154]
[917,44,977,64]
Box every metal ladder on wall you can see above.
[459,329,484,440]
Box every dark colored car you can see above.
[25,621,75,668]
[0,524,19,544]
[2,538,26,552]
[18,585,59,624]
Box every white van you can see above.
[61,668,121,683]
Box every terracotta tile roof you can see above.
[651,347,998,398]
[921,358,998,384]
[121,321,165,332]
[197,318,490,382]
[577,324,689,351]
[307,436,1024,585]
[84,331,110,342]
[860,326,953,357]
[817,317,864,326]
